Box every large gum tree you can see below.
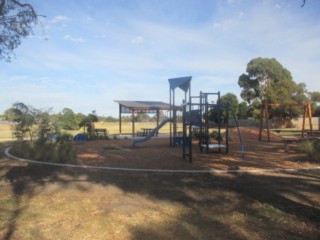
[238,57,308,120]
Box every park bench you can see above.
[136,128,157,137]
[136,131,144,136]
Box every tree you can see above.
[58,108,81,130]
[309,91,320,102]
[37,110,60,140]
[136,112,150,122]
[309,91,320,117]
[79,111,99,135]
[4,107,16,121]
[237,101,250,119]
[0,0,42,62]
[209,92,239,123]
[238,57,308,120]
[12,102,39,140]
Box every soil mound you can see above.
[227,127,282,141]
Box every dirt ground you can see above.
[74,128,319,171]
[1,128,320,239]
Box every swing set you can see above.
[258,102,313,141]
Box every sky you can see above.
[1,0,320,117]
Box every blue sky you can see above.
[1,0,320,117]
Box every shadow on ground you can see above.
[1,145,320,240]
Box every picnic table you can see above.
[137,128,156,136]
[94,128,108,138]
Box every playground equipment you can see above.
[168,76,244,162]
[168,76,192,160]
[197,91,227,153]
[123,76,244,161]
[114,100,172,136]
[131,118,172,147]
[259,102,313,141]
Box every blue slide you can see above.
[132,118,172,147]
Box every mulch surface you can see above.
[74,128,319,171]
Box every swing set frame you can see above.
[258,102,313,141]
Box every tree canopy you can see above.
[0,0,42,61]
[238,57,308,119]
[309,91,320,103]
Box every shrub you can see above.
[299,140,320,162]
[11,140,35,160]
[11,134,77,164]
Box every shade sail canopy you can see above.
[168,76,192,92]
[114,100,178,114]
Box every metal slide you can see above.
[132,118,172,147]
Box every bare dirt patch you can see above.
[1,138,320,240]
[74,128,318,171]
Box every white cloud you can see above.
[131,36,144,45]
[63,35,86,44]
[50,15,70,24]
[212,19,233,29]
[275,4,282,9]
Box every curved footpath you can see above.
[4,147,320,174]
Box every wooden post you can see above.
[302,104,307,138]
[259,103,264,141]
[265,102,270,141]
[308,102,313,136]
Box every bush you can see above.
[11,133,77,164]
[299,140,320,162]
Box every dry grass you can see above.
[0,122,179,140]
[0,124,11,131]
[0,160,319,240]
[94,121,181,135]
[1,127,320,240]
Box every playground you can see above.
[1,138,320,239]
[1,76,320,239]
[73,127,318,172]
[71,76,318,172]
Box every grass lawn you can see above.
[0,121,178,140]
[0,141,319,239]
[94,121,179,135]
[0,124,14,140]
